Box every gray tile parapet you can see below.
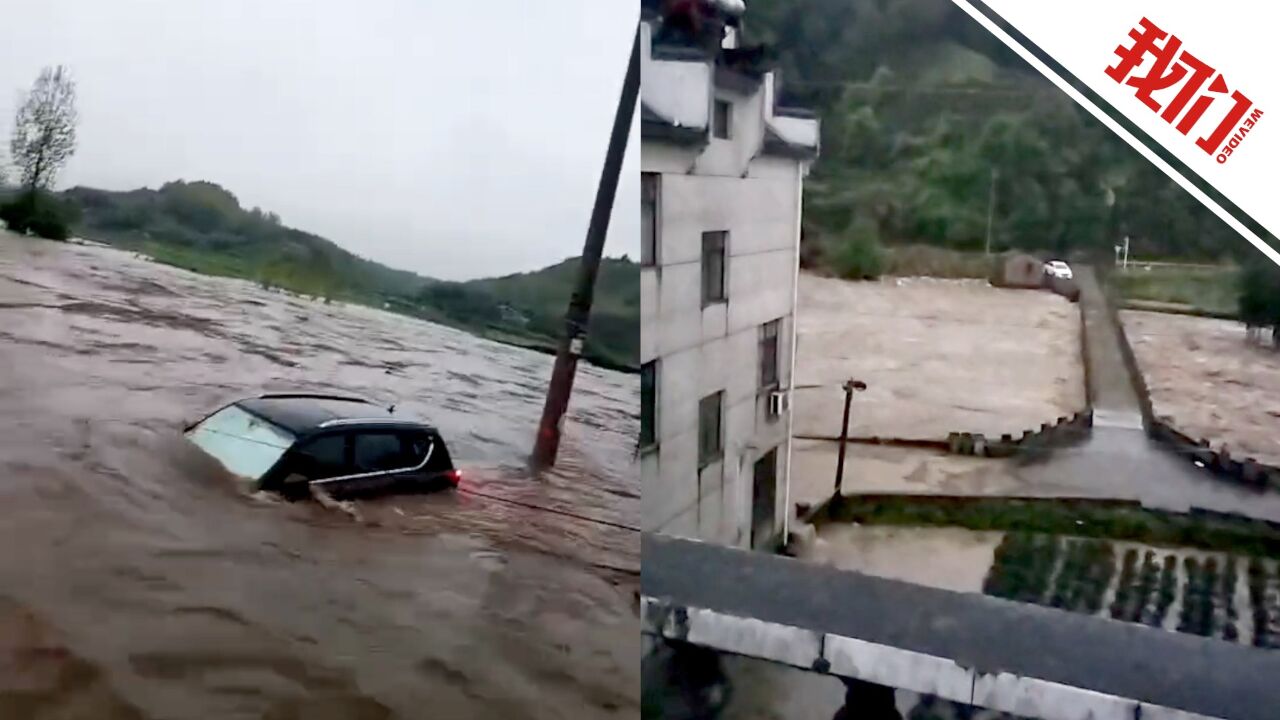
[643,533,1280,720]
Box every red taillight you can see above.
[446,469,461,486]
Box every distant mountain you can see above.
[65,181,432,298]
[57,180,638,371]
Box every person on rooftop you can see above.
[655,0,743,53]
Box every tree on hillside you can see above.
[746,0,1243,263]
[1239,254,1280,347]
[158,180,240,232]
[11,66,78,193]
[2,66,79,239]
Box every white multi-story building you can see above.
[639,7,819,550]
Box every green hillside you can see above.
[744,0,1258,271]
[50,181,637,371]
[66,181,430,298]
[411,257,639,371]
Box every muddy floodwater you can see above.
[802,525,1001,594]
[0,232,639,719]
[1122,309,1280,466]
[794,273,1084,442]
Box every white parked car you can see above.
[1045,260,1073,280]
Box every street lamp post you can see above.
[833,379,868,496]
[984,167,998,256]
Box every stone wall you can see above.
[1108,289,1156,425]
[1149,419,1280,491]
[793,407,1093,461]
[1046,274,1080,302]
[1111,293,1280,491]
[946,409,1093,458]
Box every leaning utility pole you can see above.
[531,25,640,469]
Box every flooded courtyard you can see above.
[788,273,1089,512]
[0,232,639,719]
[793,273,1084,441]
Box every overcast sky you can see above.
[0,1,638,280]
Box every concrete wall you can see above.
[993,253,1044,289]
[641,153,801,549]
[1148,418,1280,491]
[770,113,820,147]
[643,533,1276,720]
[641,595,1228,720]
[639,22,711,129]
[641,16,818,549]
[946,409,1094,458]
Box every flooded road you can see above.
[0,232,639,719]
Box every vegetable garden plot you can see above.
[984,534,1279,646]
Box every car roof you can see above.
[233,394,432,436]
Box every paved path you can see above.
[1074,266,1145,426]
[1011,268,1280,521]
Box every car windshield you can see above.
[185,404,295,480]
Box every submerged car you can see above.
[185,393,458,498]
[1044,260,1073,279]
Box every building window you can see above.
[751,448,778,550]
[697,391,723,468]
[640,360,657,449]
[701,231,727,305]
[760,319,780,388]
[713,99,732,139]
[641,173,659,267]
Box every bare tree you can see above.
[10,65,78,195]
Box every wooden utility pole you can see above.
[531,25,640,469]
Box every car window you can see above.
[353,432,409,472]
[405,431,435,465]
[295,433,350,479]
[186,404,295,481]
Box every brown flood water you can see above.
[0,232,639,719]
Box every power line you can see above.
[455,485,640,533]
[783,81,1064,97]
